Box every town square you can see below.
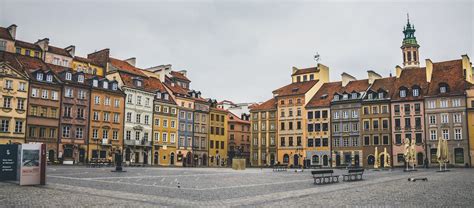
[1,0,474,207]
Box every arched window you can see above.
[412,85,420,97]
[283,154,289,164]
[367,155,375,165]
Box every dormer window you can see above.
[343,94,348,100]
[368,93,373,100]
[78,75,84,83]
[334,95,339,101]
[400,89,407,98]
[103,81,108,89]
[37,73,43,81]
[378,92,384,99]
[112,83,118,90]
[351,93,357,99]
[164,94,169,100]
[440,86,446,93]
[156,92,162,98]
[413,88,419,97]
[136,80,142,87]
[46,74,53,82]
[65,72,72,81]
[93,79,98,87]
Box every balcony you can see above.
[124,139,152,147]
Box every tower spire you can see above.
[401,14,420,68]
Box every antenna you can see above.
[314,52,320,64]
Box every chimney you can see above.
[124,57,136,66]
[178,70,187,77]
[292,66,298,74]
[341,72,356,87]
[35,38,49,52]
[87,48,110,68]
[395,65,402,78]
[7,24,17,40]
[65,45,75,57]
[367,70,382,84]
[425,59,433,83]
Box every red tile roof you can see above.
[171,71,190,82]
[15,40,41,51]
[370,77,396,95]
[0,51,27,76]
[392,67,429,101]
[337,79,369,94]
[48,45,71,57]
[306,81,343,108]
[228,111,250,124]
[0,26,13,40]
[272,80,319,97]
[426,59,469,97]
[250,98,277,111]
[109,57,146,76]
[164,82,189,96]
[292,67,319,76]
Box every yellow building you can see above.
[151,78,179,166]
[0,52,29,144]
[467,87,474,167]
[72,56,105,77]
[14,40,42,58]
[274,64,329,167]
[209,101,228,167]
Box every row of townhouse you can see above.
[0,24,251,166]
[250,18,474,168]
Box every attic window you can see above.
[292,88,299,93]
[440,86,447,93]
[320,94,328,99]
[93,79,98,87]
[78,75,84,83]
[103,81,108,89]
[351,93,357,99]
[378,92,384,99]
[343,94,348,100]
[400,89,407,98]
[37,72,43,81]
[136,80,142,87]
[66,72,72,81]
[368,93,373,100]
[164,94,169,100]
[46,74,53,82]
[334,95,339,101]
[413,88,419,97]
[112,83,118,90]
[156,92,161,98]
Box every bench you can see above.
[311,170,339,185]
[273,164,288,172]
[343,168,364,181]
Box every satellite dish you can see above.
[314,53,320,63]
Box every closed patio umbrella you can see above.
[374,147,379,169]
[383,147,390,168]
[436,137,443,171]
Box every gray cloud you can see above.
[1,0,472,103]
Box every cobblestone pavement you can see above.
[1,166,473,207]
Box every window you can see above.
[41,90,48,99]
[64,106,72,117]
[364,136,370,145]
[400,89,406,98]
[144,115,149,125]
[114,99,120,108]
[103,112,109,121]
[136,96,142,105]
[343,111,348,119]
[51,91,58,100]
[440,86,447,93]
[112,83,118,90]
[373,136,379,145]
[430,130,437,140]
[14,120,23,133]
[454,129,462,140]
[36,73,43,81]
[333,124,339,133]
[0,119,9,132]
[102,129,109,139]
[334,111,339,119]
[395,134,402,144]
[77,75,84,83]
[415,133,422,143]
[113,113,119,123]
[135,132,140,140]
[105,97,111,106]
[394,105,400,114]
[373,120,379,130]
[405,118,411,129]
[126,112,132,122]
[452,99,461,107]
[3,97,11,108]
[412,88,419,97]
[127,94,133,103]
[170,133,175,143]
[125,130,131,140]
[363,120,370,130]
[16,99,24,111]
[442,129,449,140]
[78,90,86,99]
[381,105,388,114]
[428,100,436,109]
[441,114,449,124]
[103,81,108,89]
[429,115,436,124]
[76,127,83,139]
[65,72,72,81]
[62,126,70,138]
[19,82,26,91]
[93,111,99,121]
[404,104,410,114]
[440,100,448,108]
[383,135,389,145]
[113,130,118,140]
[453,114,462,123]
[4,80,13,89]
[382,119,388,129]
[163,119,168,127]
[372,106,379,114]
[136,114,141,123]
[363,107,369,115]
[162,133,168,142]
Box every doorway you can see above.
[154,152,159,165]
[170,153,175,165]
[79,149,85,163]
[293,154,299,166]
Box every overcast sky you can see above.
[1,0,473,103]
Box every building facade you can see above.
[192,91,210,166]
[51,66,90,164]
[305,81,342,167]
[0,52,29,145]
[227,112,251,166]
[331,75,368,167]
[87,76,125,163]
[250,98,277,166]
[208,101,228,167]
